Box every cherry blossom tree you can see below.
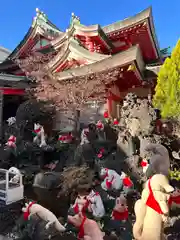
[15,52,119,112]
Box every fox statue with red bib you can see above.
[133,174,174,240]
[22,202,66,232]
[100,168,134,195]
[71,189,105,219]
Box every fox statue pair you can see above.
[22,200,104,240]
[100,168,134,194]
[70,168,133,220]
[69,193,131,239]
[71,189,105,219]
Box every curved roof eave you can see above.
[102,7,160,59]
[7,26,34,59]
[55,45,144,81]
[74,24,114,49]
[49,38,110,72]
[102,7,152,33]
[7,11,62,60]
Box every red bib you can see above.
[123,177,133,187]
[78,216,87,239]
[112,209,128,220]
[146,179,163,214]
[168,194,180,205]
[73,200,90,214]
[23,202,36,220]
[141,160,148,167]
[106,176,115,189]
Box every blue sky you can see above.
[0,0,179,51]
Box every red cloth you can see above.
[141,160,148,167]
[102,168,109,179]
[123,177,133,187]
[168,194,180,205]
[97,153,103,158]
[106,176,115,189]
[112,209,128,220]
[96,121,104,129]
[146,179,163,214]
[113,119,119,125]
[8,136,16,142]
[97,148,105,158]
[103,111,109,118]
[73,203,79,214]
[34,128,41,134]
[58,134,73,141]
[155,119,162,133]
[7,136,16,146]
[23,202,36,220]
[78,216,87,239]
[99,148,105,153]
[73,200,90,214]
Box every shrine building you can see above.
[0,6,166,124]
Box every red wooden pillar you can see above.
[107,96,112,116]
[86,36,94,52]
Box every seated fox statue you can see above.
[133,174,174,240]
[68,212,104,240]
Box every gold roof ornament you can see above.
[32,8,48,27]
[70,12,80,27]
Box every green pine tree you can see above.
[153,40,180,118]
[160,47,170,56]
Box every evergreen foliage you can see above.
[153,40,180,118]
[160,47,170,56]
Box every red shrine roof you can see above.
[103,7,160,61]
[9,8,62,59]
[0,6,162,96]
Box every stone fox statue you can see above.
[22,202,66,232]
[133,174,174,240]
[143,143,170,178]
